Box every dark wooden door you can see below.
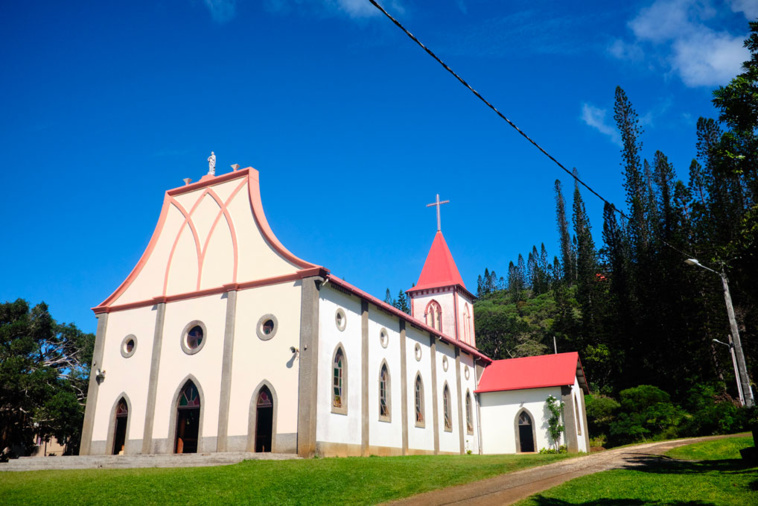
[113,415,127,455]
[175,408,200,454]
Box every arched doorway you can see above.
[112,398,128,455]
[175,381,201,454]
[255,386,273,452]
[517,411,535,453]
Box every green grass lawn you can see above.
[0,453,574,505]
[518,435,758,505]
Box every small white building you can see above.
[476,353,590,453]
[79,163,590,458]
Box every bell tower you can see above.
[406,195,476,347]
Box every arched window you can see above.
[332,346,347,414]
[379,363,390,421]
[425,300,442,331]
[463,304,471,343]
[414,374,425,427]
[465,391,474,435]
[443,384,452,431]
[574,393,582,436]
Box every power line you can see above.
[368,1,708,263]
[367,0,626,220]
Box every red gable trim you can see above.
[94,168,316,312]
[475,352,585,393]
[326,276,491,363]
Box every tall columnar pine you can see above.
[571,168,605,348]
[395,290,410,314]
[614,87,650,258]
[554,179,575,283]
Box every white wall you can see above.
[571,379,588,452]
[226,282,302,439]
[367,305,403,450]
[459,352,479,454]
[91,306,157,443]
[152,294,227,441]
[405,326,434,452]
[316,287,363,446]
[479,386,562,454]
[410,288,456,337]
[436,341,460,453]
[456,292,475,347]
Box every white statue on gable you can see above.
[207,151,216,176]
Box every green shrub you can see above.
[607,385,686,446]
[585,394,620,436]
[539,445,567,454]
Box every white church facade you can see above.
[80,165,589,458]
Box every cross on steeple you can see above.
[426,194,450,232]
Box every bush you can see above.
[585,394,620,436]
[539,445,567,454]
[607,385,686,446]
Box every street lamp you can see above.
[686,258,754,407]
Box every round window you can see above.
[379,328,389,348]
[415,343,422,361]
[181,321,207,355]
[120,334,137,358]
[335,308,347,332]
[442,356,449,372]
[464,365,470,380]
[256,314,279,341]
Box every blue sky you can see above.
[1,0,754,334]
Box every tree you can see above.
[0,300,94,455]
[384,288,395,307]
[614,86,649,257]
[394,290,410,314]
[554,179,574,283]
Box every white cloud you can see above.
[610,0,750,87]
[581,103,621,146]
[264,0,405,19]
[607,39,644,61]
[729,0,758,19]
[672,30,747,86]
[203,0,237,23]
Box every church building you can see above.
[80,163,589,458]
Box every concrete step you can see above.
[0,452,300,472]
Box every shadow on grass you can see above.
[617,453,758,476]
[527,498,714,505]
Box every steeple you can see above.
[407,230,476,347]
[409,231,466,292]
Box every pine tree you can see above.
[555,179,575,283]
[384,288,395,307]
[395,290,410,314]
[614,86,649,257]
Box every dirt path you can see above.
[388,435,738,506]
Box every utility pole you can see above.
[686,259,754,407]
[718,268,754,407]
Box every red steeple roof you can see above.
[408,231,466,292]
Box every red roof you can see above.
[475,352,588,394]
[408,231,466,292]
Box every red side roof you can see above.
[408,231,466,292]
[475,352,588,394]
